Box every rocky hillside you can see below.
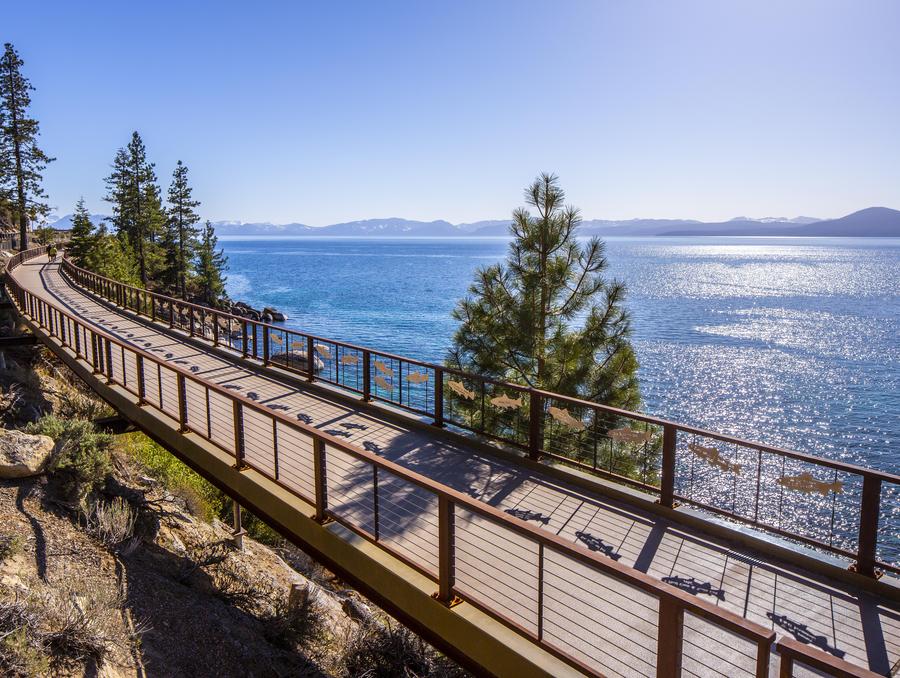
[0,298,466,677]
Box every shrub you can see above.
[0,625,50,677]
[83,497,136,547]
[340,620,467,678]
[264,587,321,650]
[0,535,24,563]
[27,416,113,503]
[0,581,129,675]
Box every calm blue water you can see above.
[220,236,900,478]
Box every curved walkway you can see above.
[11,255,900,676]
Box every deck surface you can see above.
[14,257,900,676]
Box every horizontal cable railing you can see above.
[4,245,789,677]
[54,254,900,578]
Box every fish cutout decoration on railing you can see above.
[340,354,359,365]
[315,344,332,359]
[270,334,283,344]
[291,340,305,351]
[374,360,394,377]
[777,472,843,496]
[688,443,742,474]
[548,406,586,432]
[490,394,523,410]
[405,371,429,384]
[374,375,393,392]
[608,427,653,445]
[447,380,476,400]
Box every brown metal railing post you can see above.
[263,326,270,365]
[755,637,773,678]
[241,321,248,358]
[177,374,188,431]
[362,351,371,400]
[189,309,195,337]
[233,400,245,467]
[150,293,155,322]
[104,338,114,384]
[313,438,327,522]
[660,423,677,508]
[169,300,174,328]
[656,597,684,678]
[854,476,882,577]
[136,355,146,404]
[436,495,456,604]
[252,324,258,359]
[778,654,793,678]
[213,313,219,346]
[91,334,100,373]
[59,313,66,346]
[73,322,81,356]
[528,389,543,460]
[307,335,315,382]
[433,367,444,427]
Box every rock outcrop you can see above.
[0,429,55,478]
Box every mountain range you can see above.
[46,207,900,238]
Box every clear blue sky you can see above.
[7,0,900,225]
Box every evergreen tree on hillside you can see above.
[103,132,163,284]
[162,161,201,298]
[84,222,140,285]
[0,43,54,250]
[195,221,227,306]
[448,173,640,408]
[67,198,96,265]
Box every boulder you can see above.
[269,351,324,373]
[0,429,55,479]
[263,307,286,322]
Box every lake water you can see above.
[220,236,900,480]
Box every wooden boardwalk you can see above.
[12,256,900,676]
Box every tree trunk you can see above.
[6,62,28,251]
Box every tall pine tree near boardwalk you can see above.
[0,43,54,250]
[195,221,227,307]
[162,161,201,298]
[104,132,163,284]
[67,198,96,265]
[448,172,640,407]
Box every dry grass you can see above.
[339,618,468,678]
[82,497,137,548]
[0,580,133,676]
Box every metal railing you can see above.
[775,638,884,678]
[5,245,789,676]
[55,255,900,578]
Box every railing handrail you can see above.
[57,254,900,487]
[776,637,885,678]
[7,245,784,675]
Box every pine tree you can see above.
[162,161,201,298]
[448,173,640,408]
[103,132,162,284]
[84,222,140,285]
[0,43,54,251]
[67,198,95,265]
[195,221,227,306]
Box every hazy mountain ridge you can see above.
[45,207,900,237]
